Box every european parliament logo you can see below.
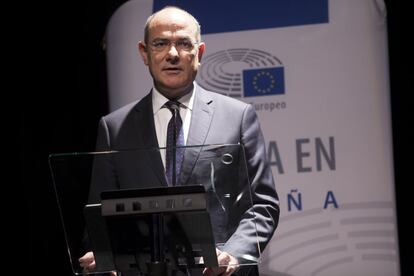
[197,48,285,98]
[243,67,284,97]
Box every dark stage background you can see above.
[23,1,410,275]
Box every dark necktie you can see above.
[164,100,185,186]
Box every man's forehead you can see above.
[149,19,197,39]
[150,9,196,30]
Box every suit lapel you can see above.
[134,92,168,187]
[180,87,214,185]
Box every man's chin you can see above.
[161,79,191,89]
[156,81,193,97]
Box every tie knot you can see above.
[164,100,180,113]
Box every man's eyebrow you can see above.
[152,38,169,41]
[152,36,192,41]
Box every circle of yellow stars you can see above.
[253,71,276,93]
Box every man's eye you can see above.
[153,41,168,47]
[178,41,192,48]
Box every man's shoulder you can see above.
[103,100,140,121]
[103,93,151,122]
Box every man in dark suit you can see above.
[80,6,279,276]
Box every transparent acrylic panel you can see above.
[49,144,260,275]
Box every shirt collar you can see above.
[152,82,196,114]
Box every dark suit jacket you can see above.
[88,85,279,275]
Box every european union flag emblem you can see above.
[243,67,285,97]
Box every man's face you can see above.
[139,10,205,99]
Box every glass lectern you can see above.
[49,144,260,275]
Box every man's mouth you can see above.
[163,67,182,72]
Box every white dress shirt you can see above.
[152,83,196,169]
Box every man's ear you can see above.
[138,41,149,65]
[197,42,205,62]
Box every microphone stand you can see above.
[148,214,167,276]
[147,102,180,276]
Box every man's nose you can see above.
[168,44,179,56]
[166,45,179,62]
